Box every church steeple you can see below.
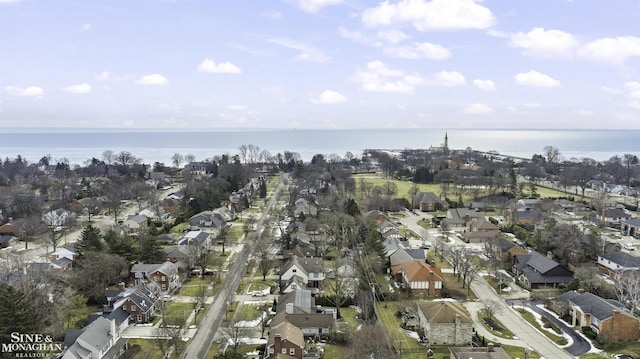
[444,132,449,152]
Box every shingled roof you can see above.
[415,300,472,324]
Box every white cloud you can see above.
[431,70,466,86]
[523,102,542,108]
[463,103,493,114]
[0,0,21,3]
[228,105,246,111]
[81,23,91,31]
[197,58,242,74]
[350,60,423,93]
[361,0,495,31]
[268,38,331,63]
[625,81,640,98]
[579,36,640,66]
[515,70,560,87]
[5,85,44,97]
[383,41,450,60]
[601,86,623,95]
[62,83,92,94]
[574,108,594,116]
[297,0,343,13]
[261,10,283,19]
[473,79,495,91]
[96,71,110,81]
[377,29,409,44]
[338,27,378,46]
[510,27,577,57]
[311,90,347,104]
[135,74,169,85]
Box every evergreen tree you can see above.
[344,198,361,217]
[259,179,267,198]
[76,224,104,253]
[138,235,166,263]
[0,284,38,355]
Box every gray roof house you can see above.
[442,208,484,229]
[412,192,449,212]
[597,252,640,279]
[389,247,426,267]
[61,311,129,359]
[513,251,573,289]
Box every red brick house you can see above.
[391,261,443,296]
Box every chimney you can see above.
[487,343,495,352]
[577,288,585,294]
[286,302,294,314]
[110,319,117,341]
[118,282,126,290]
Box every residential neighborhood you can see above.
[2,141,640,359]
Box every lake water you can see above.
[0,128,636,166]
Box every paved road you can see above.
[180,174,288,359]
[399,210,575,358]
[510,300,591,357]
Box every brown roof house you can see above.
[406,300,473,346]
[129,261,180,293]
[272,289,335,339]
[495,237,528,263]
[391,261,443,296]
[266,321,305,359]
[412,192,449,212]
[463,219,500,244]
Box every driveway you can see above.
[509,300,592,357]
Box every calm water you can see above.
[0,128,637,166]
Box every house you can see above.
[280,256,325,290]
[621,219,640,238]
[410,300,473,345]
[0,218,25,237]
[590,198,620,211]
[188,211,226,236]
[389,247,426,267]
[177,230,211,250]
[391,261,443,296]
[511,209,543,227]
[272,289,335,338]
[53,243,80,261]
[113,284,159,324]
[597,252,640,279]
[129,261,180,293]
[449,344,511,359]
[554,291,640,343]
[588,208,630,227]
[462,219,500,243]
[61,311,129,359]
[515,198,541,211]
[294,198,317,216]
[495,237,528,263]
[0,234,17,248]
[123,214,148,233]
[165,246,192,264]
[413,192,449,212]
[442,209,484,230]
[281,275,308,294]
[512,251,573,289]
[266,321,305,359]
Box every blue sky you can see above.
[1,0,640,130]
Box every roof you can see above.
[391,261,443,282]
[470,219,499,231]
[623,218,640,227]
[285,313,335,329]
[268,321,304,349]
[521,268,573,285]
[413,192,441,203]
[415,300,472,324]
[600,252,640,268]
[278,289,314,314]
[449,346,511,359]
[569,292,626,321]
[523,251,560,274]
[62,317,114,359]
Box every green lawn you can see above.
[477,309,516,339]
[125,338,165,359]
[178,277,212,296]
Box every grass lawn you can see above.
[237,301,263,321]
[477,309,516,339]
[125,338,166,359]
[163,302,194,324]
[375,303,423,352]
[337,307,360,329]
[442,272,477,300]
[178,277,212,296]
[515,308,568,346]
[581,341,640,358]
[428,251,452,269]
[66,304,102,330]
[323,343,349,358]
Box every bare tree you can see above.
[42,208,74,252]
[348,323,399,359]
[224,315,252,351]
[189,243,215,279]
[484,299,502,320]
[614,270,640,314]
[184,153,196,164]
[254,232,276,281]
[171,153,184,169]
[152,317,186,358]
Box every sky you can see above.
[1,0,640,130]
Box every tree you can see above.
[42,209,74,252]
[0,284,38,351]
[18,214,43,250]
[189,243,215,279]
[348,323,398,359]
[484,299,502,320]
[217,226,230,255]
[138,235,166,263]
[102,180,126,224]
[254,232,276,281]
[171,153,184,169]
[76,224,104,253]
[71,252,128,303]
[224,316,252,351]
[152,316,186,359]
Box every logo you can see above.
[1,332,63,358]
